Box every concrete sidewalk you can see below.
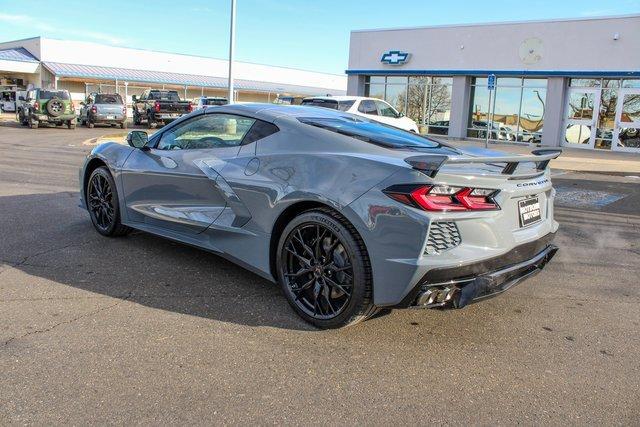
[447,138,640,175]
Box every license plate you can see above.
[106,115,115,120]
[518,197,541,227]
[171,113,179,118]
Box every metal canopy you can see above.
[42,61,344,95]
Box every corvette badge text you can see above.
[517,178,549,188]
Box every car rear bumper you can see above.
[153,112,185,120]
[396,232,557,309]
[35,114,76,122]
[92,113,125,123]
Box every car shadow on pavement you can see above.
[0,192,318,331]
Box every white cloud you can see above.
[0,13,128,45]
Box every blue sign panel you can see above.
[380,50,410,65]
[487,74,496,90]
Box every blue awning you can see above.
[43,62,344,95]
[0,47,39,63]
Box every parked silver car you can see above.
[79,93,127,129]
[79,104,560,328]
[191,96,228,110]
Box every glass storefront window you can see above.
[520,88,545,142]
[365,75,452,136]
[365,83,385,99]
[622,79,640,88]
[386,76,408,85]
[570,78,602,87]
[367,76,385,84]
[467,76,547,143]
[566,91,595,119]
[384,84,407,114]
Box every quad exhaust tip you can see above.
[416,286,459,308]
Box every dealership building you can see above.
[0,36,346,109]
[347,14,640,153]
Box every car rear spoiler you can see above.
[404,149,562,178]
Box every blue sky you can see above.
[1,0,639,74]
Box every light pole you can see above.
[228,0,237,104]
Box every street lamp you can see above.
[228,0,237,104]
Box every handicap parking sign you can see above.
[488,74,496,90]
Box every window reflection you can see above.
[565,124,591,145]
[365,75,452,135]
[566,92,595,119]
[621,93,640,123]
[467,77,546,143]
[385,84,407,114]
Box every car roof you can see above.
[302,96,373,102]
[209,103,361,122]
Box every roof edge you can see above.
[350,13,640,34]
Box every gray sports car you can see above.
[79,104,561,328]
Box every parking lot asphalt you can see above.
[1,122,639,425]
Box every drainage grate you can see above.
[425,221,461,255]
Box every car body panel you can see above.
[80,103,559,307]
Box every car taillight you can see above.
[122,106,127,115]
[91,105,97,114]
[187,102,193,112]
[34,101,39,111]
[384,185,500,212]
[154,100,161,112]
[70,101,75,111]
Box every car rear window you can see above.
[203,98,228,106]
[149,91,180,101]
[301,99,354,112]
[298,116,447,150]
[95,94,123,104]
[39,90,70,100]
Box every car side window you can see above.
[358,100,378,115]
[374,100,398,118]
[242,120,279,145]
[156,114,256,150]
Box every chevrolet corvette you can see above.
[79,104,560,328]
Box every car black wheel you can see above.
[277,208,377,329]
[86,167,131,237]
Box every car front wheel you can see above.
[86,167,131,237]
[276,208,377,329]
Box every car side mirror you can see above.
[127,131,149,149]
[131,95,138,102]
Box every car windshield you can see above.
[301,99,354,112]
[298,116,450,150]
[39,90,70,100]
[149,91,180,101]
[95,94,123,104]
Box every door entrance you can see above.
[562,88,600,150]
[613,88,640,153]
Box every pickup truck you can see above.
[132,89,192,129]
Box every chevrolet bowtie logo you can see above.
[380,50,409,65]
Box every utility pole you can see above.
[228,0,237,104]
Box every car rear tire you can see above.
[87,120,94,128]
[86,166,132,237]
[29,117,38,129]
[121,121,127,129]
[276,208,377,329]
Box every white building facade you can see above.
[347,15,640,153]
[0,36,346,108]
